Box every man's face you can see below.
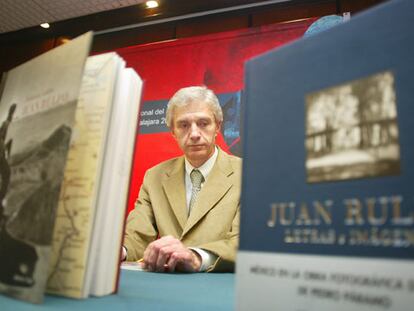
[171,101,221,167]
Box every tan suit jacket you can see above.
[124,148,242,272]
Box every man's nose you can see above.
[189,123,201,139]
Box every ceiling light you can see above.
[40,23,50,29]
[146,1,159,9]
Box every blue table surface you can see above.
[0,270,235,311]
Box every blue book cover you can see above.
[236,0,414,310]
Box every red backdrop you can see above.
[116,18,316,214]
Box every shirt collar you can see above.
[185,146,218,180]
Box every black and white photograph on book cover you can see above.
[305,71,401,183]
[0,32,91,304]
[0,99,78,303]
[0,103,38,289]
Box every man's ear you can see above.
[215,121,222,134]
[171,128,177,139]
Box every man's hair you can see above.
[166,86,223,128]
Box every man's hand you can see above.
[143,235,201,272]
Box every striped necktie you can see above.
[189,169,204,214]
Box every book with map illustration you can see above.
[0,37,143,303]
[47,53,143,298]
[236,0,414,310]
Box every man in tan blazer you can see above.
[123,86,242,273]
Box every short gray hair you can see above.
[166,86,223,128]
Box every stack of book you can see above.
[0,32,143,303]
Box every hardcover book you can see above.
[0,32,92,304]
[236,0,414,310]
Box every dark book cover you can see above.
[236,0,414,310]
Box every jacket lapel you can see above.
[182,150,234,237]
[162,158,187,230]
